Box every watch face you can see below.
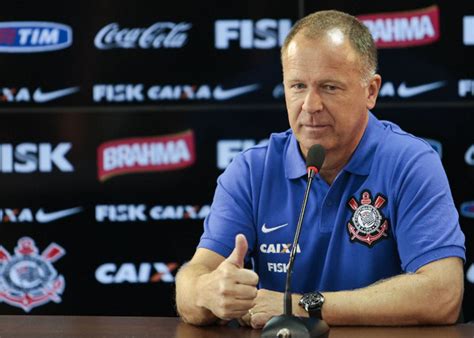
[302,292,324,309]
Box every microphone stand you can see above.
[261,167,329,338]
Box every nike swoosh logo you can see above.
[261,223,289,234]
[36,207,83,223]
[397,81,445,98]
[213,84,260,100]
[467,263,474,284]
[33,87,80,103]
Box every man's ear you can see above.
[366,74,382,110]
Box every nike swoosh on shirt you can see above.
[36,207,83,223]
[213,84,260,100]
[397,81,445,98]
[261,223,289,233]
[33,87,80,103]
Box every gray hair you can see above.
[281,10,378,82]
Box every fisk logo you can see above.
[459,80,474,97]
[0,207,82,223]
[97,130,195,181]
[0,22,72,53]
[217,139,268,169]
[466,145,474,166]
[464,16,474,45]
[460,202,474,218]
[1,87,79,103]
[95,262,179,284]
[96,204,210,222]
[93,83,260,102]
[215,19,291,49]
[0,143,73,173]
[358,6,440,48]
[422,138,442,158]
[467,263,474,284]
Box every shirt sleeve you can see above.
[392,144,466,272]
[197,151,258,260]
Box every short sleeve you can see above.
[393,145,465,272]
[197,152,258,260]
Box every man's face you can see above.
[282,30,380,159]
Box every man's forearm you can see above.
[175,263,218,326]
[321,264,463,325]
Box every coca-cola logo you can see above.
[94,22,191,49]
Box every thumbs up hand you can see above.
[197,234,259,320]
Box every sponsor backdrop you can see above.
[0,0,472,321]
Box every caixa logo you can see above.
[95,262,179,284]
[460,202,474,218]
[0,237,65,312]
[0,143,73,173]
[0,22,72,53]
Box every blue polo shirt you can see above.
[198,113,465,293]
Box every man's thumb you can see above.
[226,234,248,268]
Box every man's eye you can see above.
[291,83,305,89]
[324,85,338,91]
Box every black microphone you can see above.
[261,144,329,338]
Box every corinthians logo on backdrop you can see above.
[97,130,195,181]
[0,237,65,312]
[347,190,390,246]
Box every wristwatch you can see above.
[299,291,325,319]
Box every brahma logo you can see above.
[460,202,474,218]
[97,130,195,181]
[0,237,65,312]
[0,22,72,53]
[358,6,440,48]
[94,22,190,49]
[95,204,210,222]
[95,262,179,284]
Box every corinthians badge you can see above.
[0,237,65,312]
[347,190,389,246]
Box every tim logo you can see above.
[0,22,72,53]
[0,237,65,312]
[97,130,195,181]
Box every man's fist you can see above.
[197,234,259,320]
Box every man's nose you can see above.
[302,89,323,114]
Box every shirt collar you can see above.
[284,112,383,179]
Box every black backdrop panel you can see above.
[0,0,472,321]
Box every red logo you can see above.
[347,190,389,246]
[97,130,196,181]
[357,5,440,48]
[0,237,65,312]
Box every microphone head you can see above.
[306,144,325,173]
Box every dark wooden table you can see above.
[0,316,472,337]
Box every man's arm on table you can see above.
[249,257,464,328]
[175,235,258,325]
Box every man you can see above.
[175,10,465,328]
